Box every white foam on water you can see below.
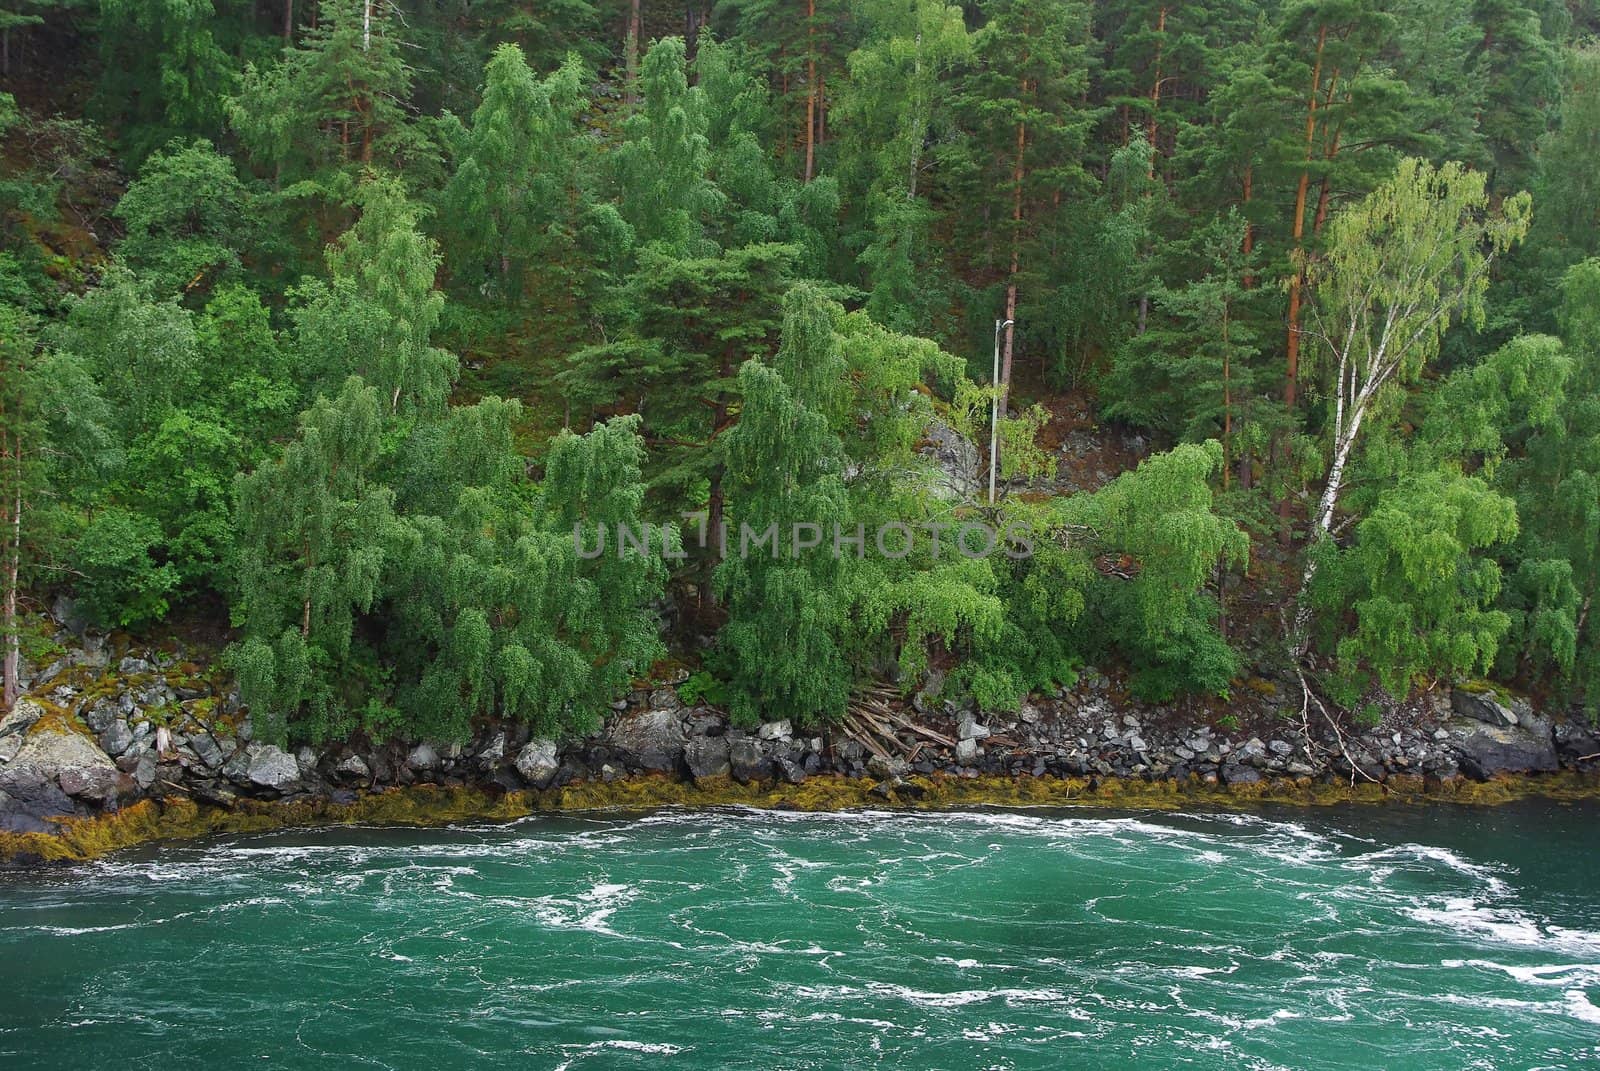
[786,981,1070,1009]
[527,881,638,935]
[550,1039,685,1070]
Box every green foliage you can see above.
[97,0,233,162]
[231,376,396,741]
[715,288,852,726]
[1057,442,1248,699]
[440,45,588,296]
[73,507,179,629]
[294,178,456,414]
[114,138,255,294]
[13,0,1600,735]
[1313,472,1519,703]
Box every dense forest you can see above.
[1,0,1597,745]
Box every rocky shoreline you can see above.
[4,628,1600,865]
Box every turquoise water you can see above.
[2,803,1598,1069]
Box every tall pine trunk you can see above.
[803,0,817,183]
[1145,6,1167,177]
[999,94,1027,427]
[625,0,642,105]
[1284,25,1328,421]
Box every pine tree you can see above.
[97,0,234,162]
[953,0,1095,411]
[228,0,429,199]
[559,241,797,586]
[612,37,720,256]
[833,0,968,330]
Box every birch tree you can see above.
[1292,158,1530,642]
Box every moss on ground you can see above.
[4,770,1598,866]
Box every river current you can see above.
[2,801,1598,1069]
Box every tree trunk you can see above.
[2,435,18,711]
[284,0,294,40]
[1146,5,1167,178]
[1291,388,1365,647]
[625,0,642,105]
[1313,123,1344,234]
[999,102,1027,425]
[1240,166,1255,289]
[1221,307,1232,490]
[803,0,817,183]
[685,3,704,61]
[1284,25,1328,420]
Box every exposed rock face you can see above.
[244,743,301,791]
[0,701,122,804]
[920,417,981,501]
[1453,689,1518,728]
[728,737,768,783]
[513,740,560,789]
[335,754,372,781]
[0,700,42,764]
[606,710,687,772]
[1446,718,1559,780]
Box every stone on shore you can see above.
[513,740,560,789]
[245,743,301,790]
[606,710,687,772]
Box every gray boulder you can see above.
[1221,763,1262,785]
[775,755,808,784]
[683,736,730,780]
[1555,722,1600,763]
[190,733,224,771]
[335,754,372,781]
[728,737,768,783]
[513,740,561,789]
[1446,719,1558,779]
[757,719,793,742]
[407,742,442,771]
[83,699,119,734]
[98,720,135,757]
[245,743,301,790]
[0,698,44,763]
[0,701,122,802]
[606,710,687,772]
[475,731,506,769]
[0,765,73,827]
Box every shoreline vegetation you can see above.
[3,629,1597,866]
